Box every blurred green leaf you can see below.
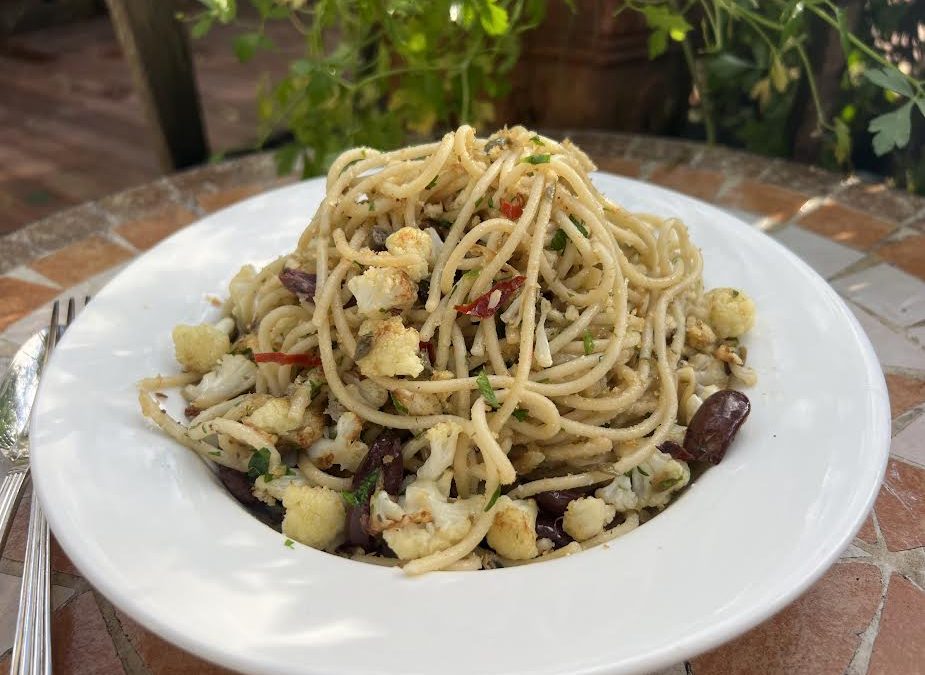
[868,102,912,156]
[648,30,668,59]
[478,1,510,36]
[190,15,214,38]
[863,68,914,98]
[834,118,851,165]
[233,32,274,63]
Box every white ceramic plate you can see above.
[30,174,889,675]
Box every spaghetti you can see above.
[139,126,756,573]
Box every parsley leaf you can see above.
[342,468,380,507]
[463,267,482,281]
[521,154,551,165]
[569,214,590,237]
[488,196,495,209]
[530,135,545,146]
[390,392,409,415]
[484,485,502,511]
[309,379,323,399]
[654,476,682,492]
[284,538,295,548]
[583,329,595,356]
[549,228,567,252]
[512,408,529,422]
[869,102,913,156]
[476,368,500,409]
[247,447,271,480]
[208,450,222,457]
[425,175,439,190]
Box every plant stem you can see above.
[794,43,831,131]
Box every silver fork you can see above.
[10,298,85,675]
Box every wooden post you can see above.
[105,0,209,170]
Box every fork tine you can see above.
[44,301,59,365]
[65,297,76,328]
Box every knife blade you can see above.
[0,329,49,552]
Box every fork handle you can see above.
[11,490,52,674]
[0,466,29,554]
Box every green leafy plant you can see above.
[620,1,924,187]
[186,0,546,176]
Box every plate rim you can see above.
[30,172,891,675]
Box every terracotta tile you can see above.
[836,181,923,224]
[692,562,881,675]
[877,234,925,281]
[52,592,123,675]
[97,180,179,222]
[874,458,925,552]
[51,534,81,576]
[169,153,280,204]
[114,204,196,250]
[13,203,110,262]
[0,653,8,671]
[648,165,724,201]
[885,373,925,418]
[759,160,843,197]
[797,202,896,251]
[568,130,633,160]
[695,145,774,178]
[197,184,264,213]
[0,276,58,332]
[0,230,41,276]
[855,511,878,545]
[718,180,810,224]
[868,574,925,675]
[116,609,233,674]
[29,235,132,287]
[596,157,641,178]
[625,136,699,165]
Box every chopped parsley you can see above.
[521,154,551,165]
[530,135,545,146]
[511,408,529,422]
[583,329,595,356]
[476,368,500,409]
[569,214,590,237]
[655,476,682,492]
[284,538,295,548]
[390,392,409,415]
[484,485,502,511]
[488,196,495,209]
[549,228,568,252]
[462,267,482,281]
[368,200,376,212]
[247,447,271,480]
[425,175,439,190]
[208,450,221,457]
[342,468,380,507]
[308,379,323,399]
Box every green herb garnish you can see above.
[463,267,482,281]
[484,485,502,511]
[368,200,376,212]
[549,228,567,252]
[583,329,595,356]
[569,214,589,237]
[521,154,551,165]
[247,447,271,480]
[636,466,650,477]
[530,135,545,146]
[309,379,323,399]
[208,450,221,457]
[425,175,439,190]
[512,408,529,422]
[342,468,380,507]
[476,369,500,409]
[488,196,495,209]
[390,392,409,415]
[654,476,682,492]
[284,538,295,548]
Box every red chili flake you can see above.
[500,195,524,220]
[454,276,526,319]
[184,405,201,419]
[253,352,322,367]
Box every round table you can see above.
[0,133,923,674]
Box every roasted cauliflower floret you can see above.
[417,422,463,480]
[632,450,690,509]
[595,475,639,512]
[385,227,432,281]
[685,316,716,352]
[172,323,231,373]
[377,480,479,560]
[244,397,300,435]
[356,317,424,378]
[252,472,308,506]
[306,412,368,472]
[347,267,417,316]
[280,408,325,449]
[487,497,539,560]
[281,485,347,550]
[706,288,755,339]
[392,388,443,416]
[183,354,257,408]
[563,497,616,542]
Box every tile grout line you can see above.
[93,590,152,675]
